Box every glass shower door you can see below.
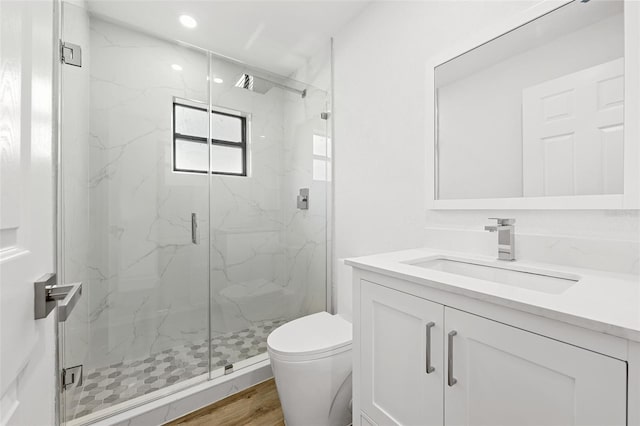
[58,2,210,423]
[207,54,330,375]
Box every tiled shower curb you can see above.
[89,359,272,426]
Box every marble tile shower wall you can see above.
[286,48,333,312]
[282,88,329,317]
[68,17,328,373]
[208,57,288,333]
[207,59,328,333]
[86,18,211,368]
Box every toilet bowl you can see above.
[267,311,352,426]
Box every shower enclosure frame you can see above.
[53,1,334,424]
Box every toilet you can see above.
[267,311,352,426]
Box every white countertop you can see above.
[345,249,640,342]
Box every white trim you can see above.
[433,194,624,210]
[172,95,207,110]
[427,0,640,210]
[623,0,640,208]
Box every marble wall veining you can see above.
[86,18,211,369]
[207,56,329,334]
[208,57,287,334]
[286,45,333,313]
[281,86,329,317]
[61,11,329,399]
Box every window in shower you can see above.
[312,133,331,181]
[173,100,248,176]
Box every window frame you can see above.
[172,101,248,176]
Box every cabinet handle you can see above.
[191,213,199,244]
[425,322,435,374]
[448,330,458,387]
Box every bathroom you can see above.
[1,0,639,425]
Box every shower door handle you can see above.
[191,213,199,244]
[51,282,83,322]
[34,273,83,322]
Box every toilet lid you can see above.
[267,312,352,357]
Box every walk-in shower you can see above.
[58,2,331,424]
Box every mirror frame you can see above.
[426,0,640,210]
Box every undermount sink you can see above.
[405,257,580,294]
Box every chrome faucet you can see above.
[484,218,516,261]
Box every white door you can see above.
[360,281,444,426]
[522,58,624,197]
[444,308,626,426]
[0,1,57,425]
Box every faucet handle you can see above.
[488,218,515,226]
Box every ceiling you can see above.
[87,0,370,77]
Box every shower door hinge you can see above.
[62,365,83,390]
[60,41,82,67]
[320,112,331,120]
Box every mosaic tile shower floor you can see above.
[68,318,287,421]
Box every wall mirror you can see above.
[429,0,639,209]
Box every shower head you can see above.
[234,73,273,95]
[234,73,306,98]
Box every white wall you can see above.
[333,1,640,320]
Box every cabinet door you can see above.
[361,280,444,426]
[444,308,626,426]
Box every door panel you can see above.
[360,281,444,426]
[523,58,624,196]
[444,308,626,426]
[361,412,378,426]
[0,1,56,424]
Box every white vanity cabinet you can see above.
[445,308,626,426]
[360,281,444,426]
[355,279,628,426]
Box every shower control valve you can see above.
[297,188,309,210]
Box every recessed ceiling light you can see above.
[213,77,224,84]
[179,15,197,29]
[171,64,182,71]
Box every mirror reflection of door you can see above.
[522,58,624,197]
[433,0,626,202]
